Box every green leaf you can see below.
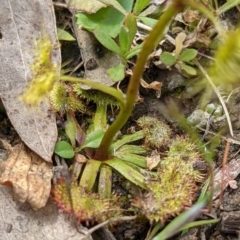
[217,0,240,15]
[178,62,197,75]
[133,0,151,14]
[124,42,143,59]
[115,145,148,167]
[79,159,102,190]
[153,199,207,240]
[125,13,137,51]
[106,158,147,189]
[117,144,148,154]
[65,114,77,148]
[76,0,134,38]
[79,130,105,150]
[119,13,136,54]
[178,49,198,62]
[119,26,129,55]
[114,152,147,168]
[138,16,158,28]
[181,219,219,232]
[54,141,75,159]
[98,165,112,198]
[98,0,127,15]
[92,105,107,131]
[57,28,76,41]
[160,52,177,66]
[94,30,123,56]
[107,63,125,81]
[111,130,144,150]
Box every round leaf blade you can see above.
[55,141,75,159]
[160,52,177,66]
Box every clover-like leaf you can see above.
[76,0,133,38]
[94,30,123,56]
[98,0,128,15]
[107,63,125,81]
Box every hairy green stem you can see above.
[93,104,107,131]
[94,1,184,160]
[59,75,125,108]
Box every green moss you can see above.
[132,136,205,223]
[137,116,172,149]
[168,136,201,163]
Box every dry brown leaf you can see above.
[73,28,121,89]
[140,79,162,90]
[146,151,161,170]
[175,32,187,57]
[174,13,186,24]
[213,159,240,199]
[0,140,53,210]
[197,33,211,46]
[228,180,238,189]
[182,10,201,23]
[183,31,198,48]
[66,0,106,13]
[0,0,60,162]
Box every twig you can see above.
[219,140,230,204]
[197,126,240,145]
[80,216,137,239]
[69,61,84,75]
[53,2,68,8]
[201,113,213,141]
[226,87,240,103]
[137,22,175,45]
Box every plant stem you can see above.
[94,1,184,160]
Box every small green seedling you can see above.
[160,32,198,75]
